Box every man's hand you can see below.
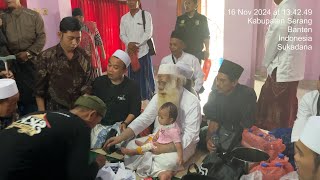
[103,136,122,151]
[120,123,127,132]
[0,70,14,79]
[204,50,210,60]
[128,42,139,53]
[206,139,216,152]
[95,154,107,169]
[17,51,28,62]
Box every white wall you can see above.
[140,0,177,68]
[224,0,256,87]
[27,0,71,50]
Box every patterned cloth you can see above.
[157,122,181,144]
[256,69,299,130]
[80,21,103,78]
[35,44,93,110]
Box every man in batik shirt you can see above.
[35,17,93,111]
[72,8,106,77]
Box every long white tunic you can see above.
[291,90,319,142]
[120,9,153,58]
[160,52,204,92]
[263,0,306,82]
[126,89,202,177]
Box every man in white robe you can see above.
[291,78,320,142]
[104,64,201,180]
[160,30,204,94]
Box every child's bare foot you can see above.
[121,147,139,156]
[135,140,144,146]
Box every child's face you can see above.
[158,108,173,126]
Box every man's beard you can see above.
[157,80,181,109]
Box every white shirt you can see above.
[128,88,202,150]
[291,90,319,142]
[120,9,153,58]
[160,52,204,92]
[264,0,306,82]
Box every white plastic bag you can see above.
[91,122,121,149]
[240,170,263,180]
[96,162,136,180]
[279,171,299,180]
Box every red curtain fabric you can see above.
[0,0,27,10]
[70,0,128,71]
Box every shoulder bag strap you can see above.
[142,10,146,32]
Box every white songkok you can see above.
[158,64,181,76]
[112,50,131,67]
[176,63,194,79]
[0,79,18,99]
[300,116,320,154]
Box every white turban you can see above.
[300,116,320,154]
[0,79,18,99]
[158,64,186,79]
[176,63,194,79]
[112,50,131,67]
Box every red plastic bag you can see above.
[241,126,267,150]
[202,59,211,81]
[129,51,140,72]
[264,139,286,160]
[250,162,287,180]
[270,154,294,174]
[242,126,286,160]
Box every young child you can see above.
[121,102,183,165]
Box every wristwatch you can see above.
[26,51,33,59]
[121,121,129,126]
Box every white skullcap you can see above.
[300,116,320,154]
[0,79,18,99]
[176,63,194,79]
[112,50,131,67]
[158,64,181,77]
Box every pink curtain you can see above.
[300,0,320,80]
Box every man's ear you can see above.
[231,79,238,87]
[88,110,97,119]
[57,31,62,39]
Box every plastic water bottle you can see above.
[265,132,276,142]
[277,153,285,160]
[275,162,287,177]
[275,162,283,168]
[261,162,268,167]
[272,153,295,173]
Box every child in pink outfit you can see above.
[121,102,183,165]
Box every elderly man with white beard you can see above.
[104,63,201,180]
